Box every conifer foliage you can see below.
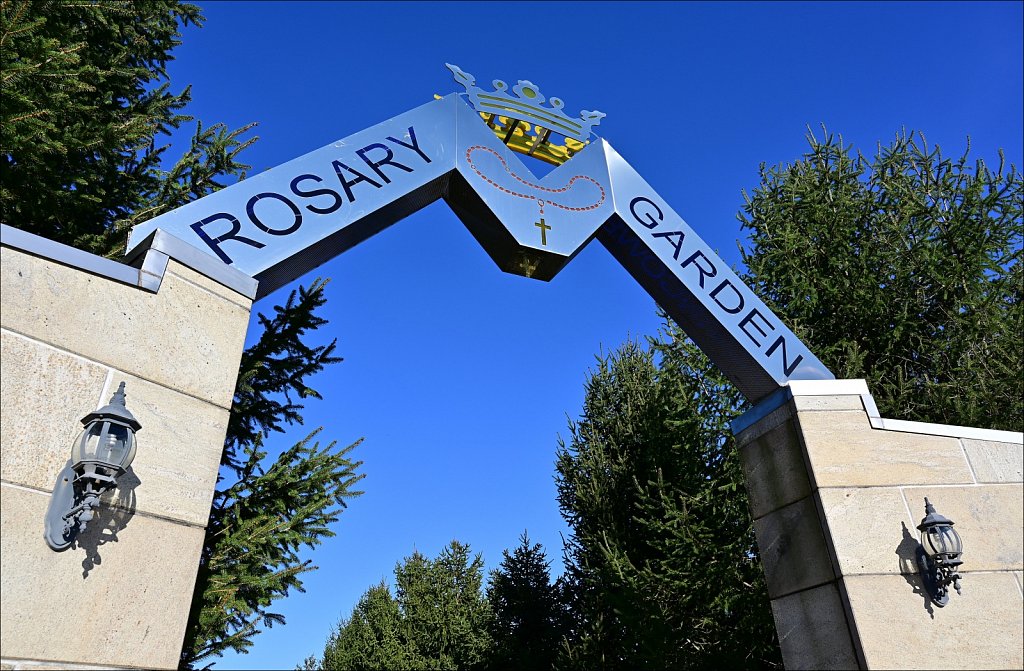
[308,536,570,671]
[552,130,1021,669]
[555,333,779,670]
[180,279,365,667]
[486,533,567,671]
[319,541,493,671]
[740,129,1022,431]
[1,3,365,665]
[0,0,256,256]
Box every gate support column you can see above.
[1,226,255,670]
[733,379,1023,670]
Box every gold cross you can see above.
[534,218,551,246]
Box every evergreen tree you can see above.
[0,0,256,256]
[396,541,493,669]
[180,279,365,667]
[556,334,778,670]
[1,3,366,664]
[321,583,411,671]
[318,541,493,671]
[556,129,1021,668]
[486,532,567,671]
[740,129,1022,431]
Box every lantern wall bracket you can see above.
[43,464,78,551]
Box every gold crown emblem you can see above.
[445,63,605,166]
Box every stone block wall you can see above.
[4,223,1021,671]
[734,380,1024,670]
[0,228,255,670]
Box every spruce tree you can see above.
[0,0,256,256]
[556,129,1021,668]
[740,129,1022,431]
[320,583,411,671]
[180,279,365,667]
[1,3,366,664]
[395,541,493,670]
[486,533,567,670]
[318,541,494,671]
[556,333,778,670]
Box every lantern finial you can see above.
[83,380,141,431]
[111,381,127,406]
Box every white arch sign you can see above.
[127,67,832,402]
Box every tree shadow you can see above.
[73,468,142,579]
[895,521,935,618]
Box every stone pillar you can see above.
[733,379,1023,670]
[1,226,256,670]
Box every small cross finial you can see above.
[534,218,551,246]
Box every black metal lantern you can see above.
[44,382,141,550]
[916,497,963,606]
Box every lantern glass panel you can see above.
[122,432,138,470]
[102,423,131,467]
[71,422,106,465]
[922,524,962,558]
[922,527,942,557]
[71,420,136,470]
[937,525,962,558]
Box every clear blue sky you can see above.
[164,2,1023,668]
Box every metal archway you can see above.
[127,66,832,402]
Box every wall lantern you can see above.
[44,382,141,550]
[916,497,963,606]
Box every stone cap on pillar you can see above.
[0,224,258,300]
[731,378,1023,445]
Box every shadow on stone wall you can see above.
[895,521,936,618]
[73,469,142,578]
